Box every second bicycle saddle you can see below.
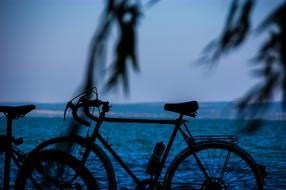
[164,101,199,117]
[0,105,36,119]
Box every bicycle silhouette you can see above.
[0,105,97,189]
[32,87,266,189]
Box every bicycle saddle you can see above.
[164,101,199,117]
[0,105,36,119]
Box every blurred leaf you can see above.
[86,0,142,93]
[199,0,286,132]
[200,0,255,62]
[256,2,286,32]
[104,1,141,93]
[146,0,161,8]
[238,119,262,134]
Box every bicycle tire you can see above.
[165,141,264,190]
[31,135,116,190]
[15,149,98,189]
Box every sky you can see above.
[0,0,283,103]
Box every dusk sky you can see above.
[0,0,282,103]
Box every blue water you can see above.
[0,102,286,189]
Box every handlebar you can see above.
[64,96,110,126]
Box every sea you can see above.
[0,101,285,189]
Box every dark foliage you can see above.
[199,0,286,131]
[200,0,254,63]
[66,0,143,151]
[105,1,140,92]
[86,0,141,93]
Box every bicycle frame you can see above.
[83,109,210,186]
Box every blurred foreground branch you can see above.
[201,0,286,132]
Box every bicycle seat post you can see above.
[3,116,13,190]
[176,114,184,124]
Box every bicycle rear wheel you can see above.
[15,149,98,190]
[165,141,264,190]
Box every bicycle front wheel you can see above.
[31,136,116,189]
[15,149,98,190]
[165,141,264,190]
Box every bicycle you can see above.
[0,104,97,189]
[32,88,266,189]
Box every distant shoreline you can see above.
[1,102,286,121]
